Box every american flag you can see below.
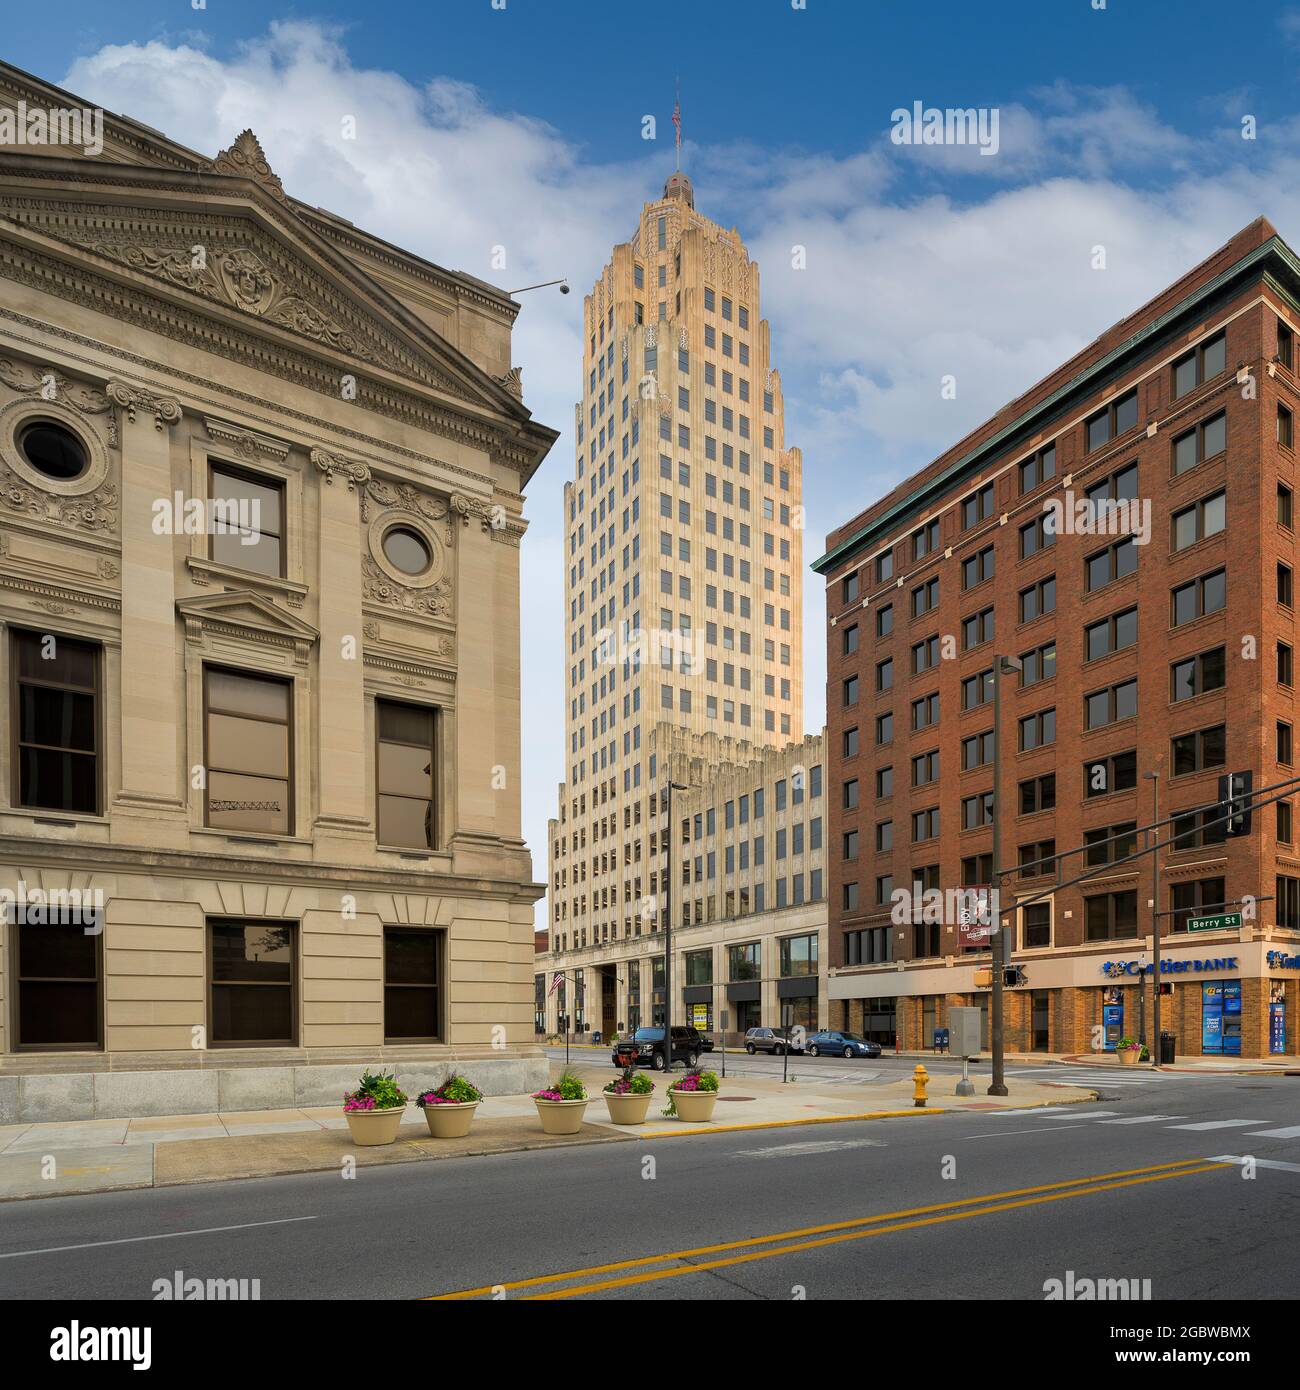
[548,971,564,996]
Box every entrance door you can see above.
[601,970,616,1039]
[1031,990,1050,1051]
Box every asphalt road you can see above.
[1,1072,1296,1302]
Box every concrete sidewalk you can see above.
[0,1064,1097,1202]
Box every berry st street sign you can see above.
[1186,912,1243,933]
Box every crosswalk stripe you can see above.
[1095,1115,1185,1125]
[1208,1155,1300,1173]
[1166,1120,1266,1131]
[1244,1125,1300,1139]
[1028,1109,1120,1119]
[987,1109,1119,1119]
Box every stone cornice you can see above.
[0,568,120,613]
[0,313,496,493]
[0,831,542,902]
[202,415,292,463]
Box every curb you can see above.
[637,1109,948,1139]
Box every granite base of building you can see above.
[0,1049,551,1124]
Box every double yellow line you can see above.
[427,1157,1227,1300]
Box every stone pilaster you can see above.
[447,494,531,882]
[108,382,187,844]
[312,449,371,858]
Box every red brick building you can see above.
[814,218,1300,1060]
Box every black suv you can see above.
[612,1026,705,1070]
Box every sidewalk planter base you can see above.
[422,1101,479,1139]
[669,1090,718,1122]
[534,1098,589,1135]
[1118,1050,1142,1068]
[344,1106,405,1146]
[603,1092,652,1125]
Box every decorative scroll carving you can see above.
[207,130,288,204]
[495,366,523,399]
[361,556,452,617]
[0,359,117,445]
[450,492,521,545]
[0,463,118,531]
[105,381,182,430]
[311,447,371,491]
[362,478,453,536]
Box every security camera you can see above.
[560,282,571,295]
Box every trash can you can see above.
[592,1031,601,1046]
[1159,1032,1176,1065]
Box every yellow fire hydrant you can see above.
[913,1064,929,1108]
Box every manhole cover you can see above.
[714,1095,756,1102]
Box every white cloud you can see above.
[52,24,1300,930]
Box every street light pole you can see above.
[1145,769,1161,1065]
[663,778,688,1073]
[989,654,1021,1097]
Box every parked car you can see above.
[612,1025,705,1070]
[743,1026,805,1056]
[805,1030,881,1059]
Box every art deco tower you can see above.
[546,170,805,971]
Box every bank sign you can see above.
[1101,957,1238,977]
[1267,950,1300,971]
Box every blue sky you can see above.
[8,0,1300,922]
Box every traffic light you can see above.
[1218,771,1253,836]
[1003,965,1027,987]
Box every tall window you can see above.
[209,463,284,577]
[384,927,444,1041]
[204,668,292,833]
[12,628,100,814]
[376,700,437,848]
[779,934,818,977]
[17,919,101,1049]
[209,921,295,1045]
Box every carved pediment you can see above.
[177,589,318,653]
[19,206,411,374]
[0,193,526,417]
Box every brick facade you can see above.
[816,218,1300,1059]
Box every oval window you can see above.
[19,420,90,481]
[382,526,432,576]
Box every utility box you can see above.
[948,1007,982,1059]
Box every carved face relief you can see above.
[220,249,276,314]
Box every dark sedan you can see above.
[805,1031,881,1059]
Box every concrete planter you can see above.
[533,1097,589,1135]
[1118,1049,1143,1067]
[603,1091,652,1125]
[344,1106,406,1146]
[421,1101,479,1139]
[668,1088,718,1122]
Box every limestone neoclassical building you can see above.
[0,61,556,1120]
